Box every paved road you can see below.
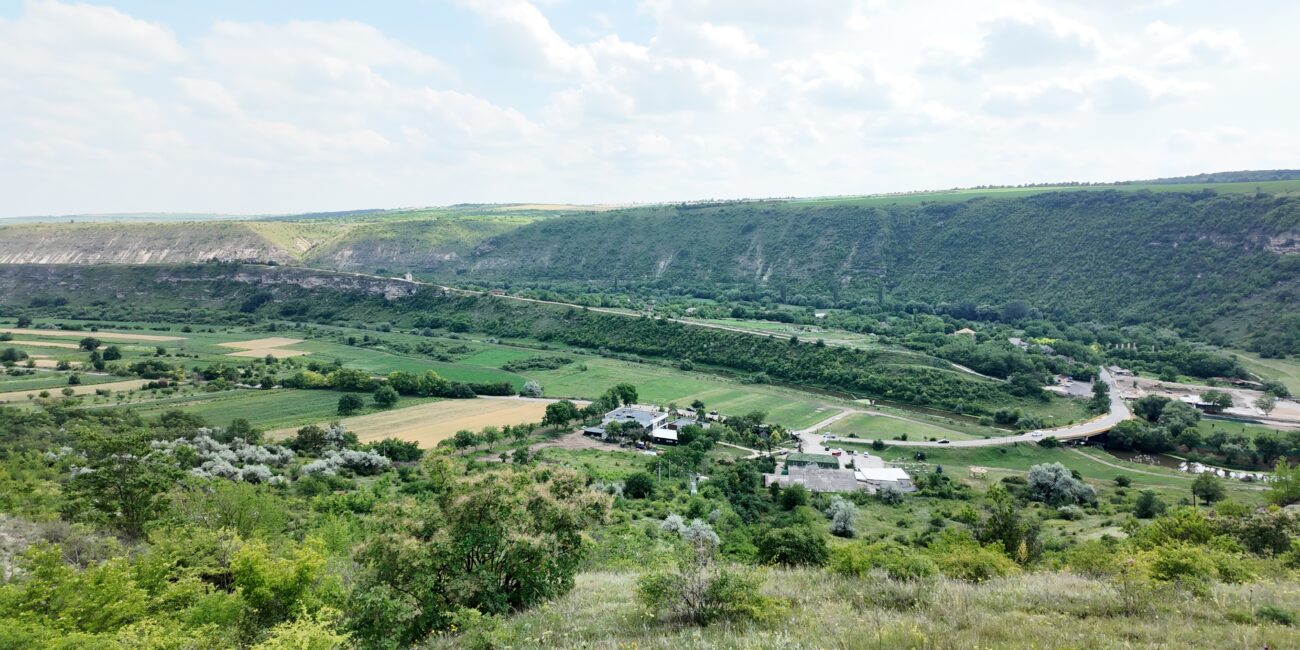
[795,367,1131,450]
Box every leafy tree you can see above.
[1026,462,1094,506]
[755,525,828,566]
[1157,400,1201,436]
[16,315,32,328]
[347,468,608,647]
[373,385,399,409]
[778,483,809,510]
[451,429,479,453]
[224,417,262,444]
[825,496,857,538]
[1190,473,1225,506]
[78,337,101,351]
[337,393,364,415]
[65,430,179,538]
[977,484,1040,563]
[624,472,655,499]
[1255,393,1277,416]
[520,379,544,398]
[1135,490,1167,519]
[291,425,328,455]
[1133,395,1170,422]
[1266,460,1300,507]
[1088,379,1111,413]
[542,400,581,427]
[1200,390,1234,413]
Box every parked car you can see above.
[823,434,837,440]
[831,449,843,456]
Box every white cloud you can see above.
[0,0,1290,215]
[1145,21,1247,67]
[982,67,1205,115]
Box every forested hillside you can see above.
[451,191,1300,353]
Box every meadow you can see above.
[1231,348,1300,396]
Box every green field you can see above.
[0,373,121,392]
[790,178,1300,209]
[823,412,975,441]
[522,356,838,429]
[1230,348,1300,396]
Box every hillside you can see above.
[3,185,1299,352]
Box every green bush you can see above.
[829,542,937,581]
[756,526,829,567]
[929,532,1018,583]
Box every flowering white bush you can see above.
[300,449,391,476]
[155,433,295,483]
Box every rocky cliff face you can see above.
[0,222,296,265]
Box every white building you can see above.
[854,467,916,492]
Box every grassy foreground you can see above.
[430,569,1300,649]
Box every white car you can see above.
[823,434,837,440]
[1029,431,1044,437]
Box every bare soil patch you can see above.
[268,397,565,448]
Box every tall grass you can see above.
[425,569,1300,649]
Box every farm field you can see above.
[268,397,557,448]
[124,389,432,431]
[0,373,122,393]
[523,356,838,429]
[0,327,184,342]
[218,336,310,358]
[0,378,150,403]
[823,411,976,441]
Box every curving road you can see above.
[797,367,1131,450]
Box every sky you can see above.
[0,0,1296,216]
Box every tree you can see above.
[65,430,179,538]
[1026,462,1094,506]
[755,526,829,566]
[825,497,857,538]
[779,483,809,510]
[290,425,328,455]
[520,380,544,398]
[1134,490,1166,518]
[1088,379,1111,413]
[1255,393,1277,416]
[451,429,478,453]
[1200,390,1234,413]
[1158,400,1201,436]
[78,337,101,351]
[15,315,32,328]
[1133,395,1170,422]
[542,400,580,427]
[348,468,608,647]
[337,393,364,415]
[977,484,1040,563]
[1190,474,1225,507]
[480,426,501,448]
[373,385,399,409]
[624,472,655,499]
[1266,460,1300,507]
[101,345,122,361]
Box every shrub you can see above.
[829,542,937,581]
[637,519,774,625]
[337,393,364,415]
[372,385,399,409]
[1115,476,1132,487]
[623,472,655,499]
[755,526,828,567]
[520,380,544,398]
[1134,490,1166,519]
[1027,462,1094,506]
[779,484,809,510]
[929,532,1018,582]
[825,496,857,538]
[1256,604,1297,627]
